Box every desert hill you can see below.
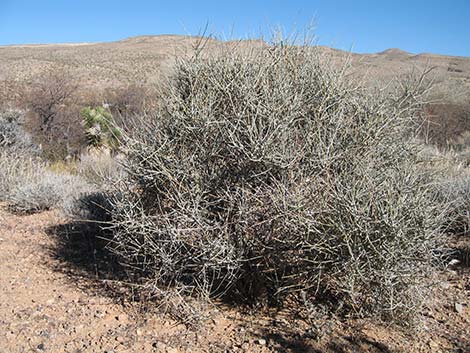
[0,35,469,103]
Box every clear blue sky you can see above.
[0,0,469,56]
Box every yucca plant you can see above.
[81,106,122,150]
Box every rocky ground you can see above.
[0,204,469,352]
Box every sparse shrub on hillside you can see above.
[105,39,444,322]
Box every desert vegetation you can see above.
[1,33,470,351]
[97,40,447,325]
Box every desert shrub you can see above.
[421,102,470,148]
[62,190,113,222]
[22,68,85,161]
[0,109,36,153]
[104,84,157,118]
[437,175,470,236]
[24,67,78,132]
[0,151,39,201]
[6,169,92,214]
[106,40,443,321]
[0,111,40,200]
[0,145,92,214]
[0,78,30,110]
[76,151,125,187]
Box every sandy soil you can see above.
[0,205,469,352]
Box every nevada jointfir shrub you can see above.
[107,39,444,322]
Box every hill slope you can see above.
[0,35,469,102]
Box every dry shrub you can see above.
[421,102,470,148]
[0,145,92,215]
[0,109,36,153]
[77,151,125,187]
[0,109,40,200]
[22,67,86,160]
[23,67,78,132]
[0,79,28,109]
[437,175,470,236]
[104,39,443,322]
[103,84,158,119]
[0,151,39,201]
[6,171,91,214]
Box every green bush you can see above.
[81,106,122,150]
[106,40,444,322]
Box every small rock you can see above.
[152,341,166,350]
[455,303,464,314]
[439,281,451,290]
[257,339,267,345]
[116,314,128,323]
[136,328,143,336]
[116,336,125,344]
[449,259,460,266]
[37,343,45,351]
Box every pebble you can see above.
[257,338,267,345]
[440,281,451,290]
[455,303,464,314]
[116,314,128,323]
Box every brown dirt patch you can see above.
[0,205,469,352]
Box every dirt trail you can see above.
[0,206,293,352]
[0,207,223,353]
[0,205,469,353]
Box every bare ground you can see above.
[0,204,469,353]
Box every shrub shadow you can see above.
[44,220,134,300]
[325,335,394,353]
[454,246,470,268]
[259,327,395,353]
